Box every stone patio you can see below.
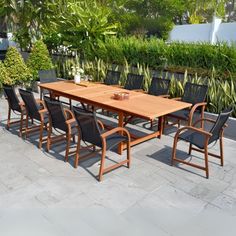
[0,96,236,236]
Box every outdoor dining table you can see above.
[39,80,191,154]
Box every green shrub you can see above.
[88,37,236,78]
[0,61,12,87]
[27,40,53,80]
[4,47,32,85]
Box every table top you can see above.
[40,81,191,120]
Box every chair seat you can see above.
[169,109,190,120]
[179,130,205,149]
[98,132,127,150]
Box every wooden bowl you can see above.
[113,92,129,100]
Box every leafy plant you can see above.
[4,46,32,85]
[27,40,53,80]
[0,61,12,87]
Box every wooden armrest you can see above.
[188,102,207,125]
[38,109,48,114]
[175,126,212,138]
[193,117,228,128]
[64,108,74,120]
[97,120,105,130]
[65,118,76,125]
[19,101,25,107]
[101,127,131,140]
[36,99,46,108]
[133,89,144,92]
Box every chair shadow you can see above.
[146,145,207,178]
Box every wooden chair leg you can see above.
[25,115,29,138]
[99,147,106,182]
[150,120,153,129]
[69,99,72,109]
[171,136,178,166]
[47,125,52,152]
[19,112,24,137]
[219,136,224,166]
[6,108,11,130]
[38,122,44,149]
[74,139,81,168]
[188,143,192,155]
[204,145,209,178]
[127,140,131,168]
[65,133,71,162]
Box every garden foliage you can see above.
[4,47,32,85]
[27,40,53,80]
[0,61,11,87]
[91,37,236,78]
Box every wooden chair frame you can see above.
[74,121,131,182]
[172,118,227,178]
[47,108,77,162]
[23,100,48,149]
[5,98,26,137]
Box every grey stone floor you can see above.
[0,96,236,236]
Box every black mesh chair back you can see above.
[209,108,232,143]
[3,85,21,112]
[148,77,171,96]
[124,73,144,90]
[73,106,102,147]
[44,96,67,132]
[182,82,208,105]
[39,69,57,98]
[19,89,41,120]
[104,70,121,85]
[38,69,57,84]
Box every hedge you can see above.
[90,37,236,78]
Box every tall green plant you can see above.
[4,46,32,85]
[27,40,53,80]
[0,61,11,87]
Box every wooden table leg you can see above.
[158,116,164,139]
[118,112,124,155]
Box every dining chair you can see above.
[172,108,232,178]
[148,77,171,97]
[166,82,208,128]
[104,70,121,85]
[124,73,144,91]
[73,106,131,181]
[19,89,48,148]
[3,85,25,136]
[39,69,72,108]
[39,69,57,99]
[44,96,77,161]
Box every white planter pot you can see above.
[74,74,81,84]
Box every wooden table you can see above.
[40,81,191,154]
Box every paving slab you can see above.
[1,96,236,235]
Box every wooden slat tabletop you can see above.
[40,81,191,120]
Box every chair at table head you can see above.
[39,69,57,99]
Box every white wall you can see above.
[169,24,212,43]
[216,22,236,44]
[169,19,236,45]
